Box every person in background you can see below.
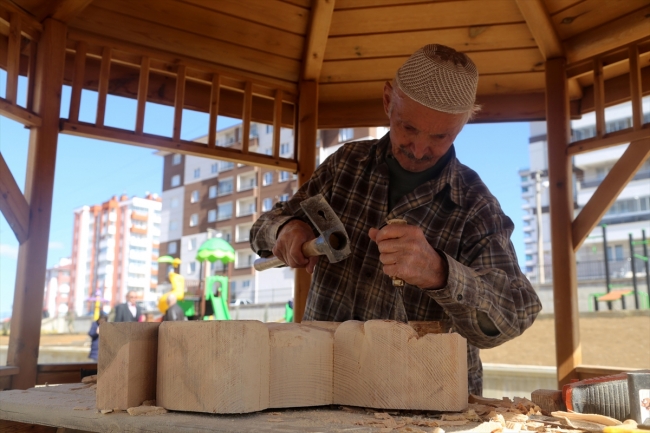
[88,313,107,362]
[162,293,186,321]
[112,291,143,322]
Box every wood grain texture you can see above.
[157,320,270,414]
[267,323,334,408]
[333,320,468,411]
[0,152,30,244]
[96,322,160,410]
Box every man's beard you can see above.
[397,145,433,162]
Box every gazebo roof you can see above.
[3,0,648,127]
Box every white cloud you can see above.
[0,244,18,259]
[48,241,64,250]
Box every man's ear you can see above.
[383,81,393,116]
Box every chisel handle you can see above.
[386,218,408,287]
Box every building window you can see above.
[207,209,217,222]
[263,172,273,186]
[220,161,234,171]
[168,242,177,254]
[242,280,250,288]
[266,125,272,134]
[280,142,291,156]
[171,197,179,208]
[169,220,178,231]
[262,197,273,212]
[219,178,233,195]
[190,190,200,203]
[218,202,233,221]
[339,128,354,142]
[188,262,196,274]
[172,154,182,165]
[171,174,181,187]
[211,163,218,174]
[189,213,199,227]
[607,245,624,261]
[208,185,217,199]
[188,238,197,251]
[279,193,290,202]
[237,223,253,242]
[194,168,201,179]
[279,171,291,182]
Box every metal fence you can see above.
[528,258,648,284]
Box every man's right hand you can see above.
[272,219,319,274]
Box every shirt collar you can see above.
[358,132,466,208]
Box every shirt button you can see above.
[456,294,463,301]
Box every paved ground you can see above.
[2,311,649,368]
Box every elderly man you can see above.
[250,44,541,395]
[162,293,186,322]
[112,291,143,322]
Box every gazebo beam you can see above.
[6,18,67,390]
[44,0,94,23]
[0,153,30,244]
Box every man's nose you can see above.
[411,138,429,159]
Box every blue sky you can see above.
[0,81,531,316]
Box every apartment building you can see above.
[43,257,72,318]
[158,123,388,304]
[69,194,162,315]
[520,101,650,291]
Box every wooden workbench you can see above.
[0,383,484,432]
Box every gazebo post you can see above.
[293,80,319,323]
[545,57,582,387]
[6,18,67,389]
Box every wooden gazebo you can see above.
[0,0,648,393]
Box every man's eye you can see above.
[404,125,417,132]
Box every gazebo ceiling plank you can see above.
[564,5,650,64]
[181,0,309,35]
[282,0,311,8]
[515,0,564,59]
[335,0,435,9]
[575,50,650,89]
[544,0,583,15]
[324,23,537,61]
[329,0,525,36]
[552,0,649,41]
[69,5,300,83]
[320,48,545,83]
[94,0,304,61]
[302,0,335,81]
[319,71,546,103]
[44,0,94,23]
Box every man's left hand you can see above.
[369,223,448,290]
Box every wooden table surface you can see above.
[0,383,484,433]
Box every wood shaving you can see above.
[441,413,467,421]
[551,411,621,427]
[267,418,283,422]
[468,421,504,432]
[126,405,168,416]
[505,421,523,431]
[431,428,445,433]
[73,406,90,410]
[142,400,156,406]
[397,427,428,432]
[81,375,97,384]
[100,409,113,414]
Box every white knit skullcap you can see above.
[395,44,478,114]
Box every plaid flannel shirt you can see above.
[251,134,542,395]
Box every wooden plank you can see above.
[96,322,159,410]
[629,45,643,130]
[552,0,649,41]
[97,0,304,60]
[0,97,41,127]
[320,48,545,83]
[0,366,19,377]
[531,389,566,414]
[181,0,309,35]
[0,420,57,433]
[329,0,525,36]
[135,56,149,135]
[157,321,270,414]
[333,320,468,411]
[545,57,581,388]
[593,58,605,139]
[6,18,67,390]
[335,0,433,8]
[515,0,564,59]
[25,40,36,112]
[579,64,650,115]
[575,365,634,380]
[60,121,298,172]
[302,0,335,81]
[294,80,319,323]
[68,40,86,123]
[545,0,585,15]
[0,2,42,40]
[273,89,282,158]
[267,323,334,408]
[70,6,301,83]
[95,46,111,128]
[565,6,650,64]
[172,64,186,143]
[5,13,21,105]
[324,23,537,60]
[45,0,94,22]
[571,138,650,251]
[241,81,252,154]
[207,73,219,147]
[0,153,29,244]
[567,127,650,155]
